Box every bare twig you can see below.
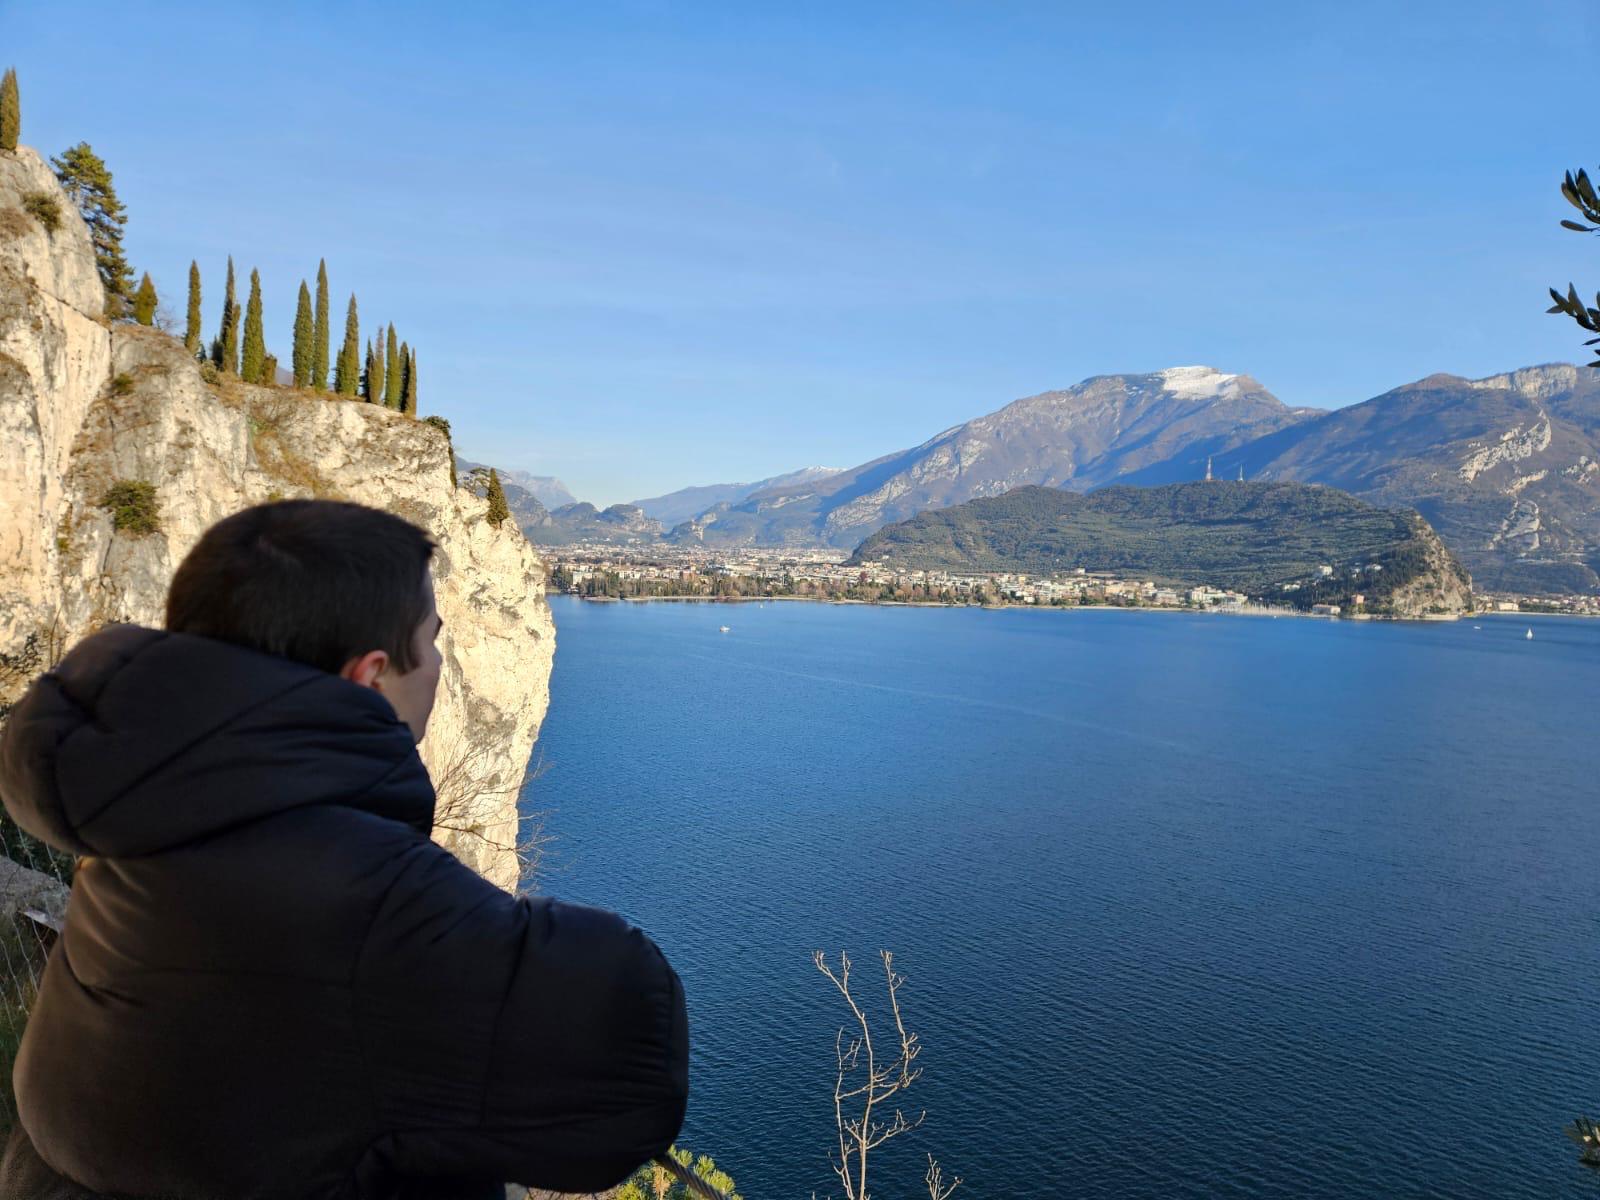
[925,1153,961,1200]
[814,950,934,1200]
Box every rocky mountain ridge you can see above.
[0,144,552,890]
[630,465,843,527]
[1182,364,1600,594]
[663,367,1313,550]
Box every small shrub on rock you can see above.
[108,372,133,396]
[21,192,59,234]
[97,480,160,535]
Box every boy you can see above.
[0,500,687,1198]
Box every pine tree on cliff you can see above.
[50,143,133,315]
[485,468,511,528]
[261,353,278,386]
[311,259,330,390]
[241,268,266,383]
[334,294,360,396]
[361,339,375,402]
[397,340,410,412]
[384,326,401,409]
[184,261,202,354]
[291,280,313,388]
[402,347,417,416]
[1,68,19,153]
[215,257,239,374]
[131,272,157,326]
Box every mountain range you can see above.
[510,362,1600,595]
[629,466,842,527]
[456,459,576,509]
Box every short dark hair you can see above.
[166,500,436,674]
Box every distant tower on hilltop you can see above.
[1205,455,1214,482]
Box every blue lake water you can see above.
[520,597,1600,1198]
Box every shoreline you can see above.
[565,593,1478,622]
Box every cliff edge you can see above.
[0,145,552,890]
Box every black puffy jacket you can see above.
[0,625,687,1199]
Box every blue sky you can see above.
[6,1,1597,504]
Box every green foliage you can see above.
[184,260,201,353]
[402,345,417,415]
[261,353,278,386]
[20,191,58,233]
[0,67,18,152]
[214,257,239,374]
[361,339,376,402]
[51,142,132,315]
[291,280,313,388]
[241,268,265,382]
[485,468,511,528]
[109,372,134,396]
[369,326,386,401]
[334,293,360,396]
[617,1146,742,1200]
[97,479,160,535]
[1549,166,1600,367]
[131,272,157,326]
[312,259,330,390]
[384,325,401,408]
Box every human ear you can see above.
[338,649,389,690]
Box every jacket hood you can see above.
[0,625,434,857]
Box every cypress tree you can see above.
[370,324,387,404]
[131,272,157,326]
[184,261,201,353]
[361,340,375,402]
[311,259,330,390]
[215,257,239,374]
[1,68,19,153]
[485,468,511,528]
[403,348,417,416]
[384,326,401,408]
[51,143,133,314]
[291,280,313,388]
[241,268,265,382]
[261,353,278,386]
[334,294,360,396]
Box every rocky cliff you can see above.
[0,145,552,891]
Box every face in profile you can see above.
[351,570,444,743]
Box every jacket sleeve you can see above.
[353,832,688,1193]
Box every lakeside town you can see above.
[544,543,1600,617]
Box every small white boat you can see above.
[719,625,731,634]
[1526,628,1534,639]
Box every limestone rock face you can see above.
[1385,514,1476,620]
[0,146,552,891]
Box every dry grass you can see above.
[245,394,342,499]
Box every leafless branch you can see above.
[813,949,937,1200]
[925,1154,961,1200]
